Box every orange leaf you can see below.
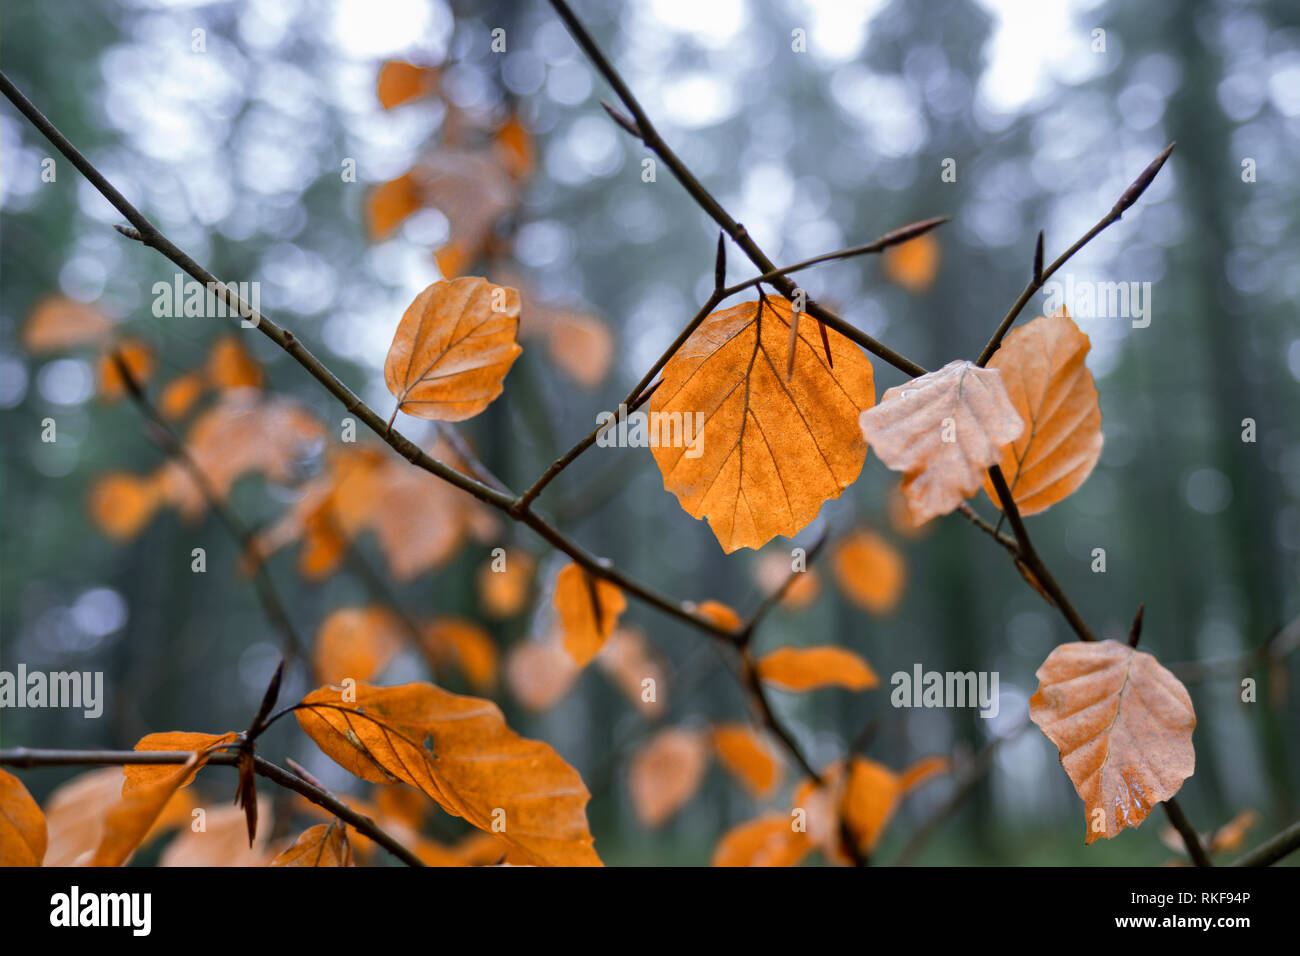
[314,606,405,685]
[22,296,113,352]
[416,146,517,267]
[651,297,875,553]
[0,768,47,866]
[595,627,667,716]
[982,308,1103,515]
[628,728,710,827]
[157,392,325,518]
[859,360,1024,524]
[384,277,522,422]
[1209,809,1258,854]
[97,339,154,402]
[295,681,601,866]
[331,442,496,580]
[696,599,742,633]
[754,551,821,610]
[158,371,207,419]
[42,768,123,866]
[755,646,878,692]
[506,634,579,711]
[886,481,934,537]
[421,617,499,691]
[547,312,613,386]
[1029,640,1196,844]
[434,240,473,279]
[831,529,906,615]
[495,112,534,180]
[553,562,626,667]
[712,814,811,867]
[476,548,535,618]
[366,172,422,240]
[159,804,274,866]
[840,755,949,853]
[125,731,240,792]
[206,336,263,390]
[840,757,899,852]
[270,822,354,867]
[882,232,940,293]
[377,60,439,109]
[91,741,227,866]
[712,724,782,798]
[87,472,162,541]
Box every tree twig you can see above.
[547,0,928,379]
[975,143,1175,366]
[0,747,425,867]
[0,69,733,646]
[108,349,306,663]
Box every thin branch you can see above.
[512,285,708,514]
[895,715,1032,866]
[0,69,733,645]
[975,143,1175,366]
[1231,818,1300,867]
[1163,797,1213,868]
[717,216,951,300]
[547,0,928,379]
[985,465,1096,643]
[0,748,424,867]
[108,349,306,662]
[738,528,831,640]
[1167,614,1300,682]
[955,502,1018,555]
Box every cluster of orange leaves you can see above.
[3,52,1203,864]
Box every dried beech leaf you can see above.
[506,633,580,712]
[983,308,1103,515]
[1029,640,1196,844]
[628,728,710,827]
[830,529,906,615]
[859,360,1024,524]
[206,336,263,390]
[22,296,113,352]
[421,617,499,691]
[88,472,163,541]
[650,297,875,553]
[313,606,405,685]
[755,646,878,692]
[384,277,522,422]
[476,548,535,617]
[712,814,811,867]
[377,60,440,109]
[712,724,782,798]
[270,822,354,867]
[0,768,47,866]
[295,681,601,866]
[98,339,155,402]
[553,562,626,667]
[882,233,940,293]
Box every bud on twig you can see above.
[1128,604,1145,648]
[877,215,949,250]
[600,99,642,139]
[1032,230,1044,285]
[1114,143,1175,216]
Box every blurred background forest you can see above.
[1,0,1298,865]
